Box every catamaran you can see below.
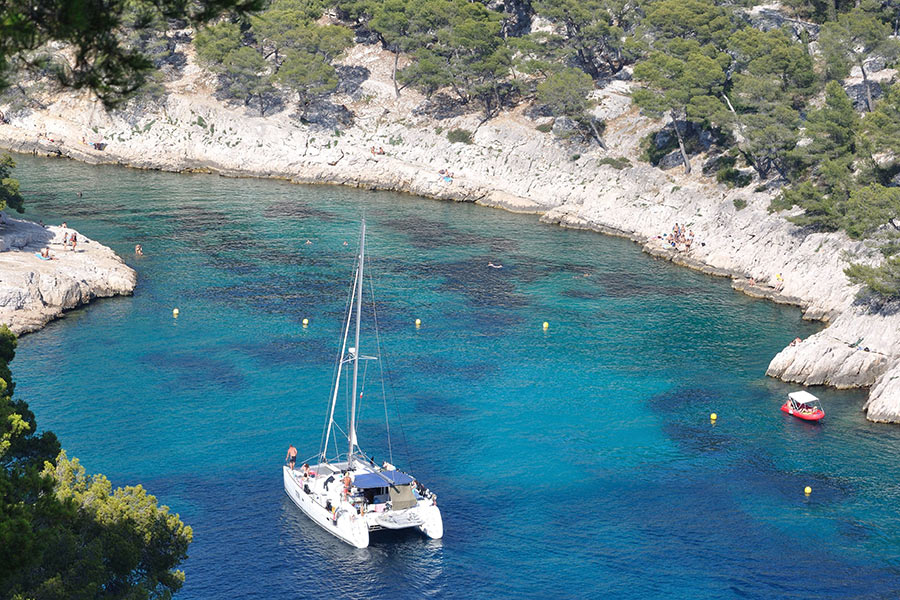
[282,221,443,548]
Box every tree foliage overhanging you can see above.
[0,0,264,106]
[0,324,192,599]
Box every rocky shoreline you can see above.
[0,216,137,335]
[2,43,899,422]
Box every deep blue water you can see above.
[10,153,900,599]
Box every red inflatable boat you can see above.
[781,391,824,421]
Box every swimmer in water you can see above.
[305,239,312,245]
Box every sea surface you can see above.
[10,154,900,599]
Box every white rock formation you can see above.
[0,216,136,334]
[1,43,899,421]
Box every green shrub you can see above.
[536,122,553,133]
[733,197,748,210]
[597,156,632,169]
[714,155,751,188]
[845,255,900,300]
[641,131,678,165]
[570,153,581,161]
[717,167,752,188]
[447,128,473,144]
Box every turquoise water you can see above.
[10,153,900,599]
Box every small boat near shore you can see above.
[282,220,443,548]
[781,390,825,422]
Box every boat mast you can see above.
[348,220,365,468]
[321,263,358,464]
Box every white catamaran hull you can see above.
[284,466,443,547]
[415,503,443,540]
[283,466,370,548]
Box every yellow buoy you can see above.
[804,486,812,495]
[302,318,309,327]
[710,413,717,421]
[542,321,549,330]
[172,308,179,317]
[415,318,421,328]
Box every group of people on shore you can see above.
[37,221,78,260]
[61,224,78,251]
[660,222,695,250]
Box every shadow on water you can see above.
[422,260,529,309]
[235,336,336,367]
[141,351,246,390]
[380,213,519,254]
[262,199,337,222]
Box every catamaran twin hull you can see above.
[283,464,443,548]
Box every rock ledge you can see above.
[0,216,137,335]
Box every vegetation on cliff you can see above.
[4,0,900,296]
[0,325,191,599]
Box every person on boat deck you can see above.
[382,460,395,471]
[286,445,297,470]
[300,462,310,478]
[342,473,352,499]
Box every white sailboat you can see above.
[282,220,443,548]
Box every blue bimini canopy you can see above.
[353,471,414,489]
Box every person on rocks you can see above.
[36,247,55,260]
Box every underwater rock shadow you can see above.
[235,336,338,367]
[261,200,337,222]
[382,215,519,254]
[141,350,246,390]
[408,259,530,310]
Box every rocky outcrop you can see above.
[0,216,136,335]
[3,42,900,421]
